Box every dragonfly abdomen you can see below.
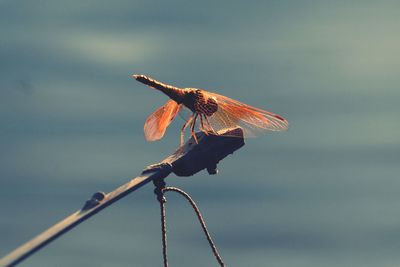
[133,74,185,104]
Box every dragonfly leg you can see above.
[190,113,199,144]
[204,116,217,134]
[180,115,193,146]
[199,114,209,135]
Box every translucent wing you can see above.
[204,91,289,137]
[144,100,182,141]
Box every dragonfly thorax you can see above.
[182,88,218,116]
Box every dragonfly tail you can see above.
[133,74,185,104]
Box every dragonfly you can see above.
[133,74,289,145]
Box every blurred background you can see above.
[1,1,399,266]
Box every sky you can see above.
[1,1,400,266]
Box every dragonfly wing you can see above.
[205,91,289,137]
[144,100,182,141]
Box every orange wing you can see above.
[205,91,289,137]
[144,100,182,141]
